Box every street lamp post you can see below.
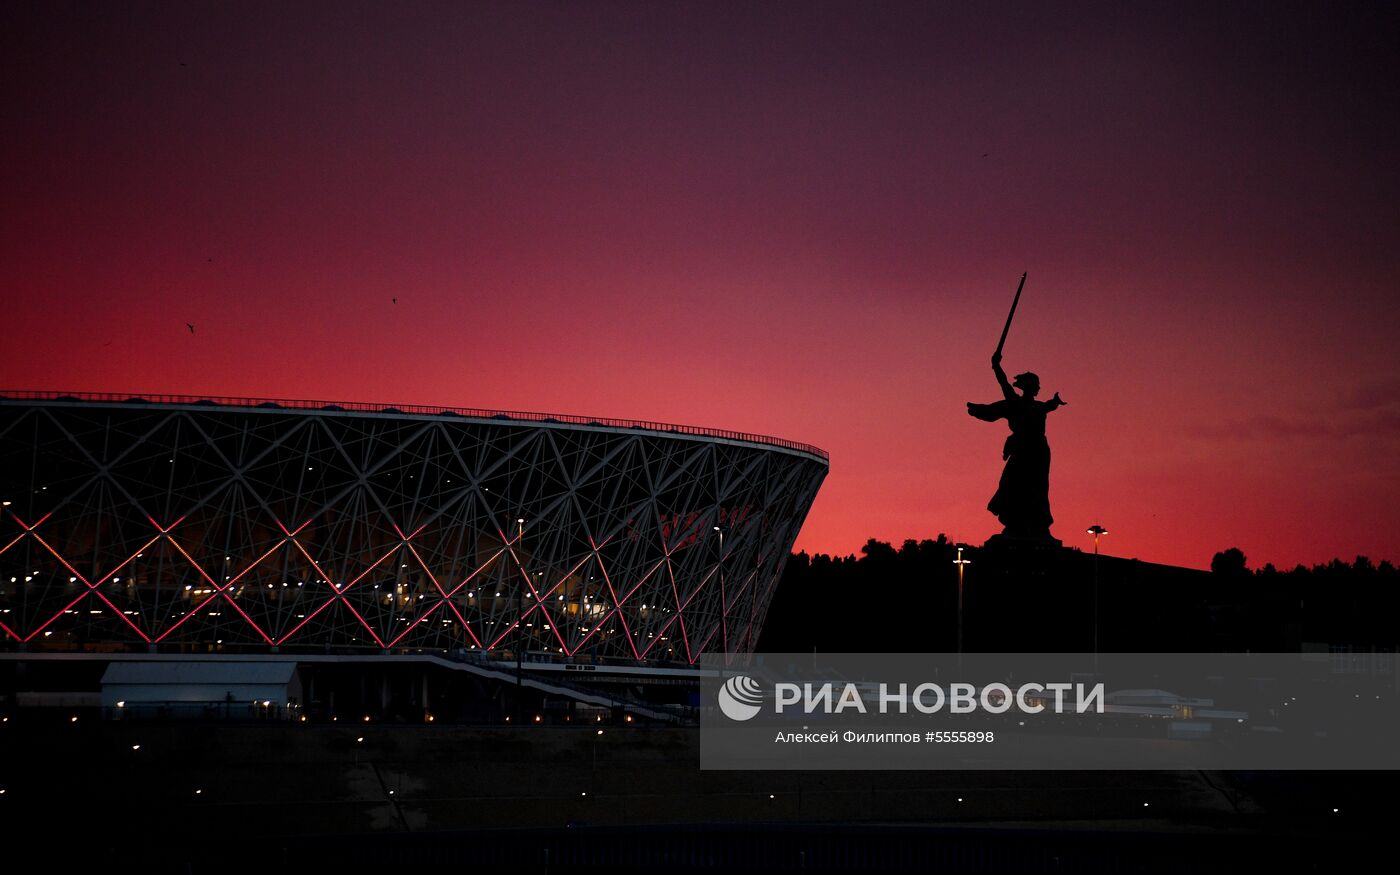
[953,546,971,663]
[1087,525,1108,673]
[713,525,725,655]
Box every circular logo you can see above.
[717,675,764,721]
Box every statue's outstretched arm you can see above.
[1047,391,1067,411]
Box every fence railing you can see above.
[0,389,829,461]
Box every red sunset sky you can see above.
[2,2,1397,571]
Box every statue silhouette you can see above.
[967,351,1066,540]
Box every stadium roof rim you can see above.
[0,389,829,464]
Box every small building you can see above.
[100,660,302,720]
[1106,688,1214,718]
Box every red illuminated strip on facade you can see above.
[25,530,156,643]
[4,504,774,665]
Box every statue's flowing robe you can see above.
[967,398,1053,537]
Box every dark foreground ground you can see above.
[0,719,1384,872]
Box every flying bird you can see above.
[392,297,397,304]
[186,322,195,334]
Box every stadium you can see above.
[0,391,825,721]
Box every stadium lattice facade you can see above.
[0,393,826,663]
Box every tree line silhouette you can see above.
[756,537,1398,653]
[1206,546,1400,653]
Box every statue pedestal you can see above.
[982,532,1063,552]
